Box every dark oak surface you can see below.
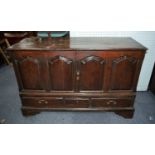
[8,37,147,51]
[8,37,147,118]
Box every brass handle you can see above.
[107,100,117,105]
[76,71,80,81]
[38,99,48,104]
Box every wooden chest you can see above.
[8,37,147,118]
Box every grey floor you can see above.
[0,65,155,124]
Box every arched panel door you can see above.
[110,55,138,90]
[16,57,42,90]
[78,55,105,91]
[48,56,74,91]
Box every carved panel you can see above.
[48,56,74,90]
[110,55,138,90]
[16,57,42,90]
[78,56,105,91]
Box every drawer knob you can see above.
[107,100,117,105]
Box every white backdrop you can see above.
[70,31,155,91]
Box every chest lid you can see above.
[7,37,147,51]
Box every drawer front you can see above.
[22,97,90,108]
[91,98,134,108]
[22,97,64,108]
[64,98,90,108]
[22,97,134,109]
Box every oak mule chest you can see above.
[8,37,147,118]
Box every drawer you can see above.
[64,98,90,108]
[91,98,134,108]
[22,97,64,108]
[22,97,90,108]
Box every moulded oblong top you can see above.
[7,37,147,51]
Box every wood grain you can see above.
[8,37,146,118]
